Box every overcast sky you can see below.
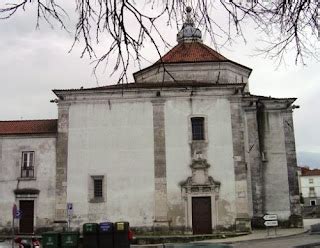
[0,3,319,165]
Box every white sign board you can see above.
[264,220,278,227]
[263,214,278,221]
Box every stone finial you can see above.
[177,6,202,43]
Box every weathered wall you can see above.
[55,103,69,221]
[134,62,250,87]
[66,101,155,228]
[230,99,250,226]
[282,110,301,216]
[63,87,239,230]
[0,135,56,232]
[165,96,237,228]
[243,103,264,218]
[258,109,291,220]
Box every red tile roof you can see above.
[156,42,228,63]
[300,167,320,176]
[0,119,57,135]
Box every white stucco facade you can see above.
[66,101,155,227]
[298,168,320,207]
[0,18,302,233]
[0,134,56,233]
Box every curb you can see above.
[131,229,308,247]
[208,229,308,245]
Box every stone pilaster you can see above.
[282,109,302,220]
[152,100,169,229]
[55,103,70,221]
[244,106,264,217]
[230,99,250,230]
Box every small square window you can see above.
[90,175,105,203]
[310,200,316,206]
[94,178,103,198]
[309,178,314,184]
[191,117,205,140]
[21,151,34,178]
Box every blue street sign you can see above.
[15,210,22,219]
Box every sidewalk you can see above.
[130,228,306,247]
[198,228,306,244]
[0,228,307,248]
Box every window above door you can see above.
[21,151,35,179]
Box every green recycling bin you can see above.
[83,223,99,248]
[42,232,60,248]
[60,231,80,248]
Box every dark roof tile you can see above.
[300,167,320,176]
[0,119,57,135]
[156,42,228,63]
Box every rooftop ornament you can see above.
[177,6,202,43]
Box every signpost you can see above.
[67,203,73,230]
[12,204,16,248]
[264,214,278,236]
[264,220,278,227]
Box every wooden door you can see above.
[192,197,212,234]
[19,200,34,234]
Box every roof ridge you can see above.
[0,119,57,122]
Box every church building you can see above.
[0,9,301,234]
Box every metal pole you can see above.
[68,216,70,231]
[12,216,14,248]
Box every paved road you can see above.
[231,233,320,248]
[1,233,320,248]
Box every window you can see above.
[309,187,316,198]
[94,178,103,198]
[309,178,314,184]
[191,117,205,140]
[310,200,316,206]
[21,151,34,178]
[89,175,105,203]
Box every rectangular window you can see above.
[21,151,34,178]
[191,117,205,140]
[93,178,103,198]
[310,200,316,206]
[309,178,314,184]
[309,187,316,198]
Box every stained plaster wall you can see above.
[0,135,56,232]
[66,101,155,228]
[259,110,291,219]
[64,88,238,230]
[134,63,250,86]
[165,97,237,228]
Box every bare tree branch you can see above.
[0,0,318,84]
